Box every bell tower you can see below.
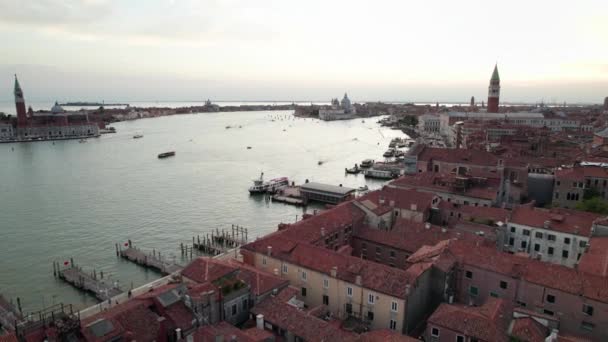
[487,64,500,113]
[14,74,28,127]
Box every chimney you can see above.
[389,200,395,207]
[273,268,279,276]
[355,275,362,286]
[267,246,272,256]
[330,266,338,278]
[425,223,431,230]
[230,336,237,342]
[441,228,447,233]
[410,203,417,211]
[545,329,559,342]
[256,314,264,330]
[321,227,326,236]
[405,284,411,296]
[379,197,385,205]
[544,221,550,229]
[448,295,454,304]
[175,328,182,340]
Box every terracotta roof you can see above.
[555,166,608,181]
[418,147,499,167]
[188,321,257,342]
[578,237,608,277]
[427,298,509,342]
[509,317,548,342]
[226,259,289,296]
[81,300,160,342]
[0,334,17,342]
[181,257,237,283]
[440,201,510,223]
[356,187,436,215]
[390,173,500,201]
[251,287,355,341]
[510,206,603,237]
[358,329,420,342]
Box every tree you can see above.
[400,115,419,127]
[584,187,600,200]
[575,196,608,214]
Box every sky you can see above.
[0,0,607,104]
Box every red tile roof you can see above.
[81,300,160,342]
[440,201,511,223]
[510,206,603,237]
[428,298,509,342]
[417,147,499,167]
[226,259,289,296]
[555,166,608,181]
[509,317,548,342]
[356,187,436,215]
[578,237,608,277]
[181,257,237,283]
[390,173,500,201]
[358,329,421,342]
[188,321,258,342]
[0,334,17,342]
[251,287,356,341]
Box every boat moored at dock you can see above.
[248,173,289,194]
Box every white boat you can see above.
[248,173,289,194]
[360,159,374,168]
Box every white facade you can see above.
[0,123,14,140]
[418,114,440,133]
[504,222,589,268]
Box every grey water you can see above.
[0,110,405,313]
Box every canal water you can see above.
[0,110,405,313]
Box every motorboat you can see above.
[158,151,176,159]
[360,159,374,168]
[133,134,143,139]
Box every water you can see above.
[0,111,406,313]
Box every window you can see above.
[323,295,329,305]
[389,319,397,330]
[282,264,288,274]
[469,286,479,296]
[581,321,594,332]
[375,246,381,255]
[431,327,440,337]
[465,270,473,279]
[534,243,540,252]
[368,293,375,304]
[301,287,307,297]
[580,240,587,248]
[242,299,248,311]
[323,278,329,289]
[510,227,516,233]
[362,242,367,251]
[301,271,307,281]
[548,247,554,255]
[231,304,237,316]
[516,300,527,307]
[564,237,571,245]
[548,234,556,241]
[456,336,465,342]
[535,232,543,239]
[367,311,374,321]
[562,250,569,258]
[509,237,514,246]
[347,286,353,297]
[490,292,499,298]
[523,229,530,236]
[262,256,267,265]
[389,250,396,258]
[583,304,594,316]
[391,301,398,312]
[546,294,555,303]
[543,309,554,316]
[521,241,527,249]
[345,303,352,314]
[500,281,508,289]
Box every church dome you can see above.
[51,101,64,114]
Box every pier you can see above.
[190,225,248,256]
[272,186,305,206]
[0,294,22,332]
[53,259,122,302]
[116,240,183,275]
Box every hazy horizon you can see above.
[1,0,607,104]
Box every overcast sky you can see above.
[0,0,607,103]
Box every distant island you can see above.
[59,101,129,106]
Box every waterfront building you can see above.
[487,64,501,113]
[417,113,441,133]
[2,75,101,142]
[319,92,357,120]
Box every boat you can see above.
[360,159,374,168]
[318,161,324,166]
[383,149,395,158]
[357,185,369,192]
[133,134,143,139]
[267,177,289,194]
[249,173,268,194]
[345,164,361,174]
[158,151,176,159]
[364,168,395,179]
[247,146,252,149]
[79,139,87,143]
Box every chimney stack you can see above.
[330,266,338,278]
[411,204,417,211]
[425,223,431,230]
[355,275,362,286]
[256,314,264,330]
[176,328,182,340]
[321,227,326,236]
[267,246,272,256]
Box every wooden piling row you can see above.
[54,260,122,302]
[188,225,248,256]
[116,243,182,275]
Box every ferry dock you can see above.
[53,259,123,302]
[116,240,183,275]
[190,225,248,256]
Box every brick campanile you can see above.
[487,64,500,113]
[14,75,28,127]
